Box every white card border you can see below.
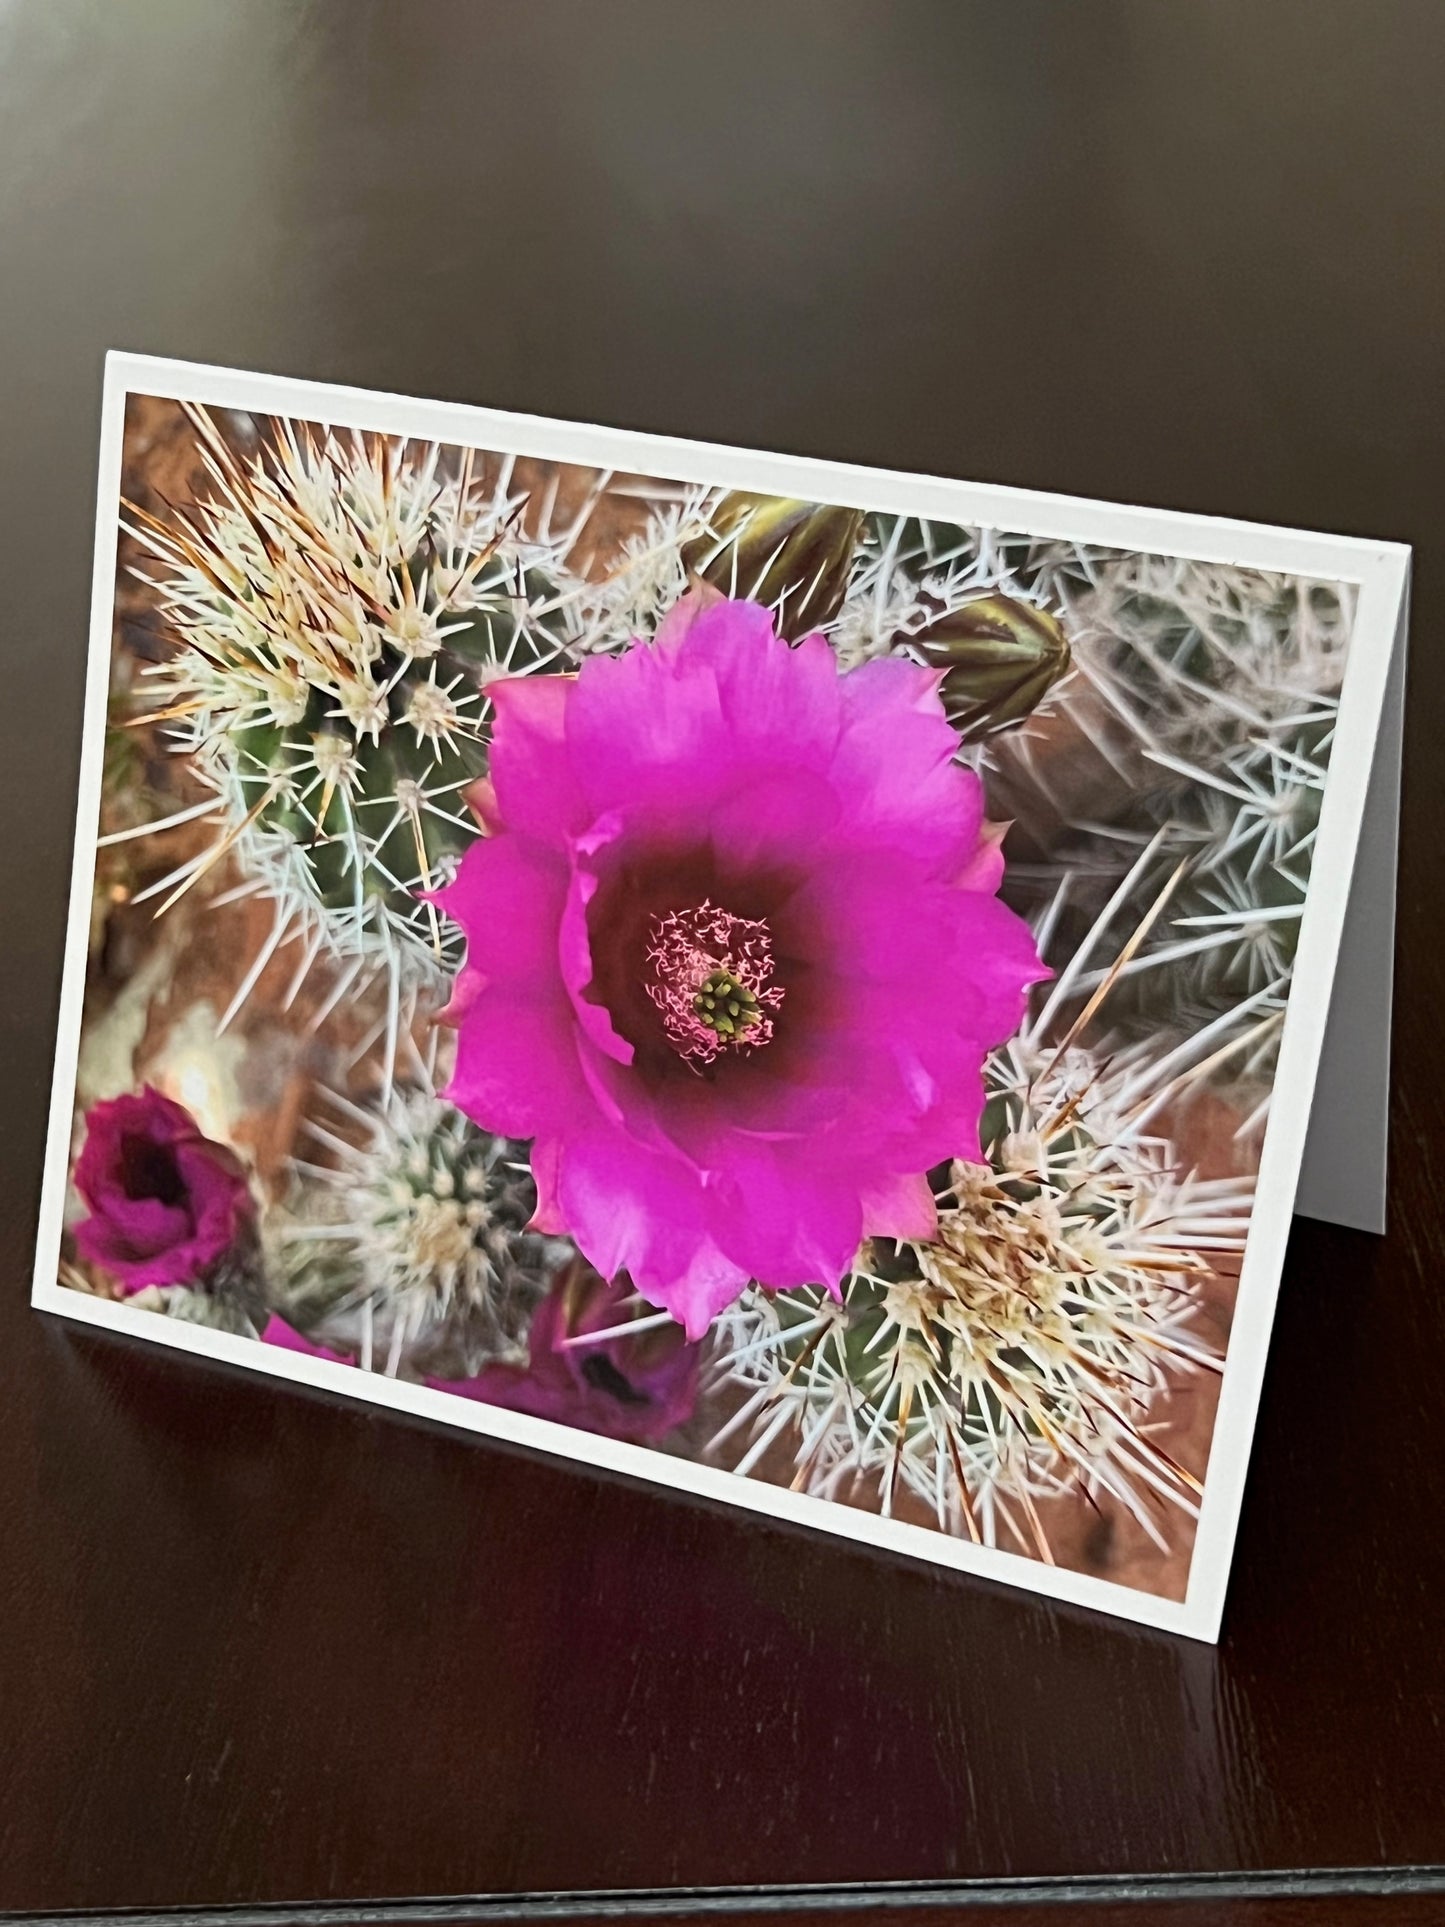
[31,350,1412,1643]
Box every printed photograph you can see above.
[54,391,1355,1604]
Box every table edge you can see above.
[5,1863,1445,1926]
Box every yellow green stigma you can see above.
[693,970,761,1038]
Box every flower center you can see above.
[645,899,783,1068]
[119,1133,186,1207]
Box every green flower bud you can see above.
[910,594,1071,740]
[681,493,864,640]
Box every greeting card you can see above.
[32,355,1409,1637]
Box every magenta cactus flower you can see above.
[435,1261,700,1444]
[437,599,1045,1338]
[73,1087,255,1292]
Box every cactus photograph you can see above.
[50,382,1358,1615]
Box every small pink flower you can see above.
[438,599,1045,1338]
[434,1262,700,1444]
[73,1088,256,1292]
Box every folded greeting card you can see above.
[33,354,1409,1638]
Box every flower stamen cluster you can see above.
[282,1085,567,1376]
[645,899,782,1066]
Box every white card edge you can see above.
[1181,548,1409,1641]
[103,350,1411,578]
[1293,587,1407,1234]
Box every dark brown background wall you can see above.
[1,4,1442,1924]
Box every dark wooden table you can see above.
[2,5,1443,1924]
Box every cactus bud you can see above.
[681,493,863,640]
[910,594,1071,739]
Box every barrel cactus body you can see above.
[706,1041,1238,1555]
[1158,713,1331,1005]
[126,407,578,998]
[282,1084,566,1377]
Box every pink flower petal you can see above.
[675,608,843,774]
[652,578,725,647]
[487,674,590,840]
[560,819,634,1068]
[859,1169,939,1243]
[833,655,984,864]
[445,985,584,1142]
[554,1119,749,1340]
[434,834,569,989]
[704,1137,862,1296]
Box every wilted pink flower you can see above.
[434,1262,700,1444]
[438,599,1045,1338]
[73,1088,255,1292]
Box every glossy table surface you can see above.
[1,4,1443,1922]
